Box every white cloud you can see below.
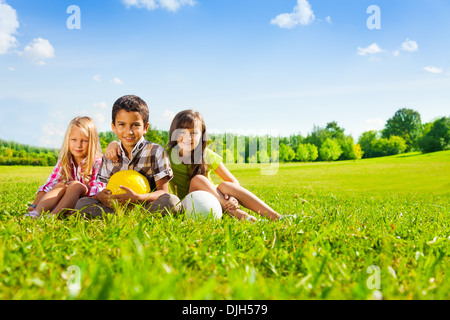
[111,77,124,85]
[423,66,443,74]
[93,113,106,125]
[159,109,175,122]
[122,0,196,12]
[402,38,418,52]
[93,74,102,82]
[0,0,19,54]
[325,16,332,24]
[270,0,315,29]
[365,118,384,131]
[94,102,109,109]
[357,43,384,56]
[40,121,66,148]
[8,66,14,71]
[21,38,55,65]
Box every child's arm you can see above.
[213,164,241,211]
[105,141,121,162]
[28,191,46,211]
[88,156,106,197]
[29,160,62,211]
[214,163,240,185]
[96,189,114,208]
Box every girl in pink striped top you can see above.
[26,117,104,219]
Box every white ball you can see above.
[181,191,223,220]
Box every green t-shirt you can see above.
[168,148,223,200]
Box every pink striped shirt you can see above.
[37,155,104,196]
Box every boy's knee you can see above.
[146,193,181,215]
[75,197,113,218]
[75,197,96,210]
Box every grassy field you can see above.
[0,151,449,300]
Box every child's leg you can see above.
[217,181,281,221]
[50,181,88,215]
[35,182,67,214]
[189,175,255,221]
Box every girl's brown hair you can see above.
[168,110,207,181]
[59,116,102,184]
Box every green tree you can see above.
[304,125,331,150]
[279,143,295,162]
[295,144,309,162]
[326,121,345,140]
[319,139,343,161]
[382,108,423,151]
[371,136,407,157]
[358,131,379,158]
[338,136,359,160]
[419,117,450,153]
[145,124,167,146]
[296,143,318,162]
[307,144,319,161]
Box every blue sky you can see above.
[1,0,449,148]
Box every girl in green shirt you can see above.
[167,109,285,222]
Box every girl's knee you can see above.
[189,175,215,193]
[67,181,88,194]
[218,181,236,193]
[190,175,210,187]
[54,182,68,190]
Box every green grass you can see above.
[0,151,449,300]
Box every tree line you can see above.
[0,140,59,166]
[1,108,449,166]
[96,108,450,164]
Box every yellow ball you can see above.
[106,170,150,195]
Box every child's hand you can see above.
[223,194,239,212]
[111,186,139,205]
[97,189,114,208]
[105,141,121,162]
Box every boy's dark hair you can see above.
[112,95,149,125]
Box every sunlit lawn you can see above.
[0,151,449,299]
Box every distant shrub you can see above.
[319,138,343,161]
[296,143,318,162]
[371,135,407,157]
[419,117,450,153]
[279,143,295,163]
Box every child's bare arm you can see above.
[105,141,121,162]
[96,189,114,208]
[214,163,239,185]
[223,195,239,211]
[28,191,46,211]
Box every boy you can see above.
[75,95,180,218]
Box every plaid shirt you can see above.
[38,155,104,196]
[97,137,173,192]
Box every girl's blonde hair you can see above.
[59,116,102,184]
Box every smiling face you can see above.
[177,123,203,155]
[69,127,90,164]
[112,109,149,157]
